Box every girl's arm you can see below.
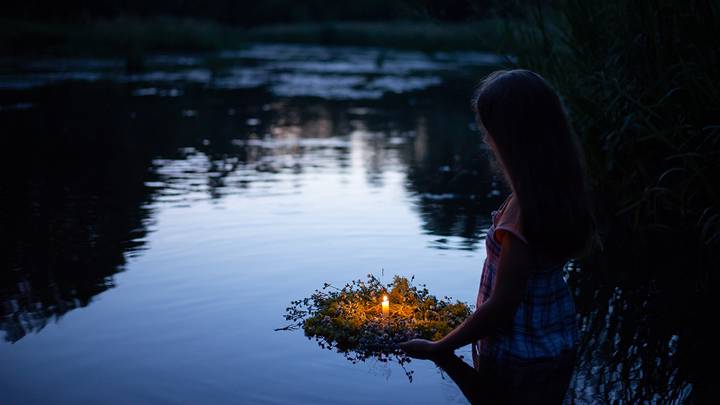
[400,232,532,357]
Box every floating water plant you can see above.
[277,274,471,380]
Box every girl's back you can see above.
[472,195,578,404]
[474,194,578,363]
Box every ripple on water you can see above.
[0,43,500,99]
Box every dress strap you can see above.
[492,194,514,227]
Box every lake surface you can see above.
[1,44,692,403]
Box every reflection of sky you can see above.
[0,117,486,405]
[151,129,405,201]
[0,42,687,402]
[0,51,496,402]
[143,104,494,252]
[0,43,499,99]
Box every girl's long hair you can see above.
[472,69,593,260]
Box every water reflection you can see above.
[1,43,503,98]
[567,261,694,403]
[0,52,496,344]
[2,98,158,341]
[0,45,696,403]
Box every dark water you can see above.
[0,44,691,403]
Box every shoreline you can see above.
[1,17,517,58]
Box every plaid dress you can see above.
[472,196,578,364]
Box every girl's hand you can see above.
[399,339,448,360]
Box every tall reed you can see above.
[513,0,719,281]
[508,1,718,401]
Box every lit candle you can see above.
[382,295,390,317]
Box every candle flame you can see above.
[382,295,388,302]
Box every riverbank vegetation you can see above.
[1,0,523,56]
[510,1,718,401]
[0,17,247,56]
[516,2,719,274]
[0,17,517,56]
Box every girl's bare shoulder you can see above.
[494,195,527,245]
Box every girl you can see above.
[400,69,593,404]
